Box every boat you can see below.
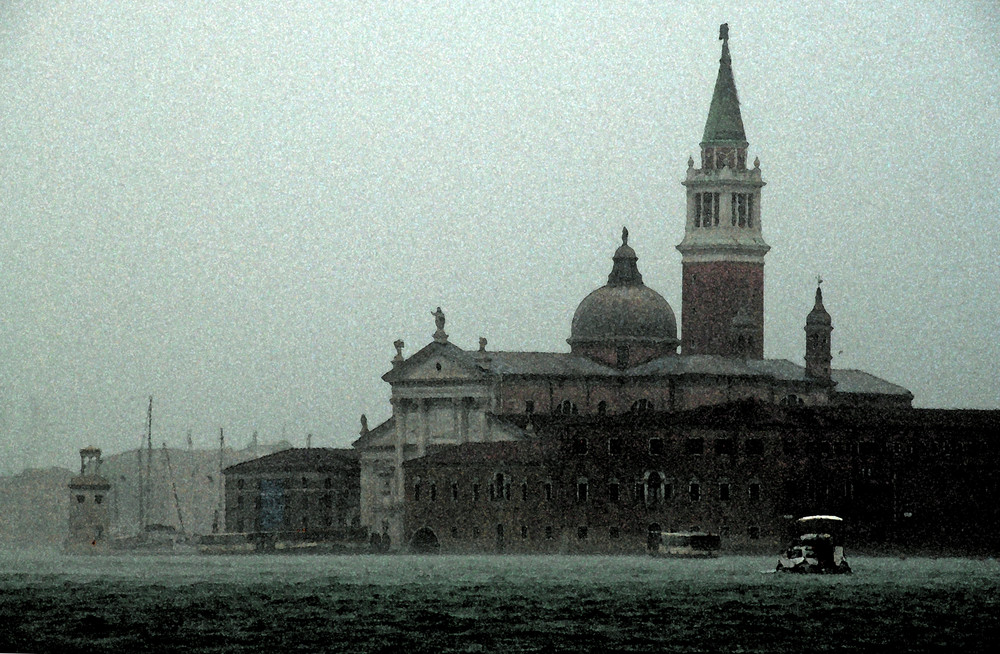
[110,398,202,554]
[652,531,721,558]
[776,515,852,574]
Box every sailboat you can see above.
[110,397,199,554]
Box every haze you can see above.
[2,1,998,473]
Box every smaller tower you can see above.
[805,285,833,380]
[66,447,111,553]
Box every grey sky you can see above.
[2,1,998,472]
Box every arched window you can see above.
[557,399,578,415]
[413,476,422,502]
[631,398,654,413]
[644,471,663,506]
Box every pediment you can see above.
[382,341,489,384]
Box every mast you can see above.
[137,435,144,531]
[144,396,153,530]
[213,427,224,533]
[162,442,186,534]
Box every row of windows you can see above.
[693,192,756,229]
[75,494,104,504]
[445,524,761,541]
[235,477,339,490]
[572,436,764,457]
[413,474,762,505]
[530,398,655,416]
[235,493,343,510]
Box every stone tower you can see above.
[65,446,111,553]
[805,285,834,381]
[677,24,769,358]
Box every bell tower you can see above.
[677,24,769,358]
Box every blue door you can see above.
[260,479,285,531]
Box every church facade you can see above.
[353,26,918,551]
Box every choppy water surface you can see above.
[2,550,999,653]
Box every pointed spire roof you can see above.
[702,23,747,146]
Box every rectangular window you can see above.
[715,438,735,456]
[686,438,704,455]
[473,483,480,502]
[608,438,622,456]
[747,195,754,228]
[608,482,620,503]
[451,482,459,501]
[749,482,761,503]
[649,438,664,455]
[525,400,534,414]
[577,526,588,540]
[521,482,528,501]
[719,482,731,502]
[545,526,553,540]
[663,482,672,500]
[746,438,764,456]
[782,439,797,455]
[609,526,620,540]
[429,483,436,502]
[577,481,588,503]
[689,482,701,502]
[544,482,552,501]
[748,525,761,540]
[451,526,458,538]
[521,525,529,539]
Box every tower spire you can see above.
[677,24,769,359]
[702,22,746,149]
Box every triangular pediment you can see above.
[382,340,489,384]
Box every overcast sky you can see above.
[2,1,998,473]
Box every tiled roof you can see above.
[223,448,358,475]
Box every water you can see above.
[2,550,999,652]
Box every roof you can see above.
[702,27,747,145]
[351,417,394,449]
[223,448,358,475]
[69,474,110,489]
[402,439,551,468]
[831,369,912,397]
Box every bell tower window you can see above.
[731,193,753,228]
[695,192,720,228]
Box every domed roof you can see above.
[806,286,832,327]
[569,228,678,347]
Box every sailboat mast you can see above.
[144,396,153,529]
[137,438,144,531]
[162,442,186,534]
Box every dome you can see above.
[568,228,679,361]
[570,284,678,344]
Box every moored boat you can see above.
[652,531,721,558]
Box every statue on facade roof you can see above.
[432,307,448,343]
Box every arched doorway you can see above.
[647,523,662,552]
[410,527,440,553]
